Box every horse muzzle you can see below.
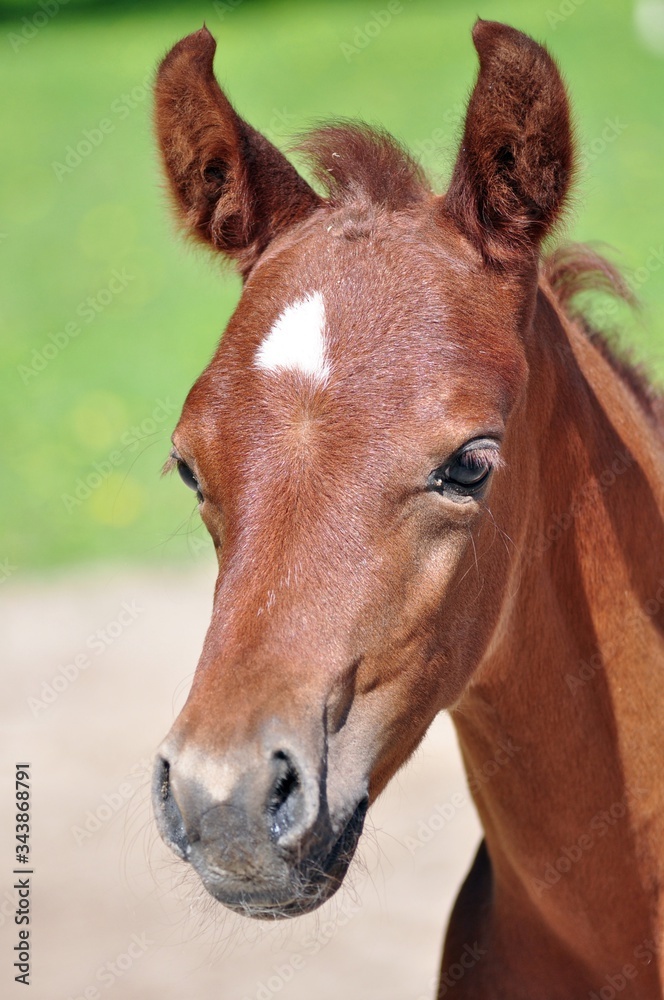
[152,733,368,919]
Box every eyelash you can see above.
[165,451,204,503]
[428,440,503,497]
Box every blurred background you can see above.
[1,0,663,997]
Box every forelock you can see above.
[294,122,431,211]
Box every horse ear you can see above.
[154,27,321,276]
[444,21,574,269]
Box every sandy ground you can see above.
[1,560,481,1000]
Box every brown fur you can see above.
[155,27,321,276]
[295,121,428,209]
[445,21,574,268]
[545,243,664,427]
[151,20,664,998]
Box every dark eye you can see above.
[428,439,501,498]
[177,460,203,502]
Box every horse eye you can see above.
[177,460,203,501]
[428,439,500,497]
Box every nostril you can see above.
[267,750,303,843]
[272,758,300,809]
[157,756,170,802]
[152,755,190,860]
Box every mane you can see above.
[543,244,664,428]
[295,121,429,210]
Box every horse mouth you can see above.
[191,796,369,920]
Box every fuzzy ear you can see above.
[444,20,574,268]
[154,27,321,276]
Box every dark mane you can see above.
[295,122,429,210]
[544,244,663,428]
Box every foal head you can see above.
[152,21,573,917]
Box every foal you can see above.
[152,20,664,997]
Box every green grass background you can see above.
[2,0,663,573]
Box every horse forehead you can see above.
[243,262,466,385]
[244,221,510,366]
[186,225,524,445]
[243,281,509,406]
[242,291,451,430]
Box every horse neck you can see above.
[452,282,664,958]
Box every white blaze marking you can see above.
[255,292,330,382]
